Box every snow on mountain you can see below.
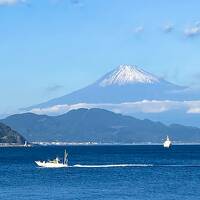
[99,65,160,87]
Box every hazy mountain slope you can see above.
[2,108,200,143]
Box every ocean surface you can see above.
[0,145,200,200]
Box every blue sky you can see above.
[0,0,200,114]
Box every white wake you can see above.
[37,164,200,169]
[72,164,153,168]
[71,164,200,168]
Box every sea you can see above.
[0,145,200,200]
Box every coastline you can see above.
[24,141,200,146]
[0,143,32,147]
[2,142,200,147]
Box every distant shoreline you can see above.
[31,141,200,146]
[1,142,200,147]
[0,143,32,147]
[26,142,200,146]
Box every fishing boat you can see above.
[163,136,172,148]
[35,150,68,168]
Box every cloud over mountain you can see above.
[29,100,200,116]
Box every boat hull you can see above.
[163,141,172,148]
[35,161,68,168]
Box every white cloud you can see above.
[184,22,200,37]
[163,23,174,33]
[187,108,200,114]
[29,100,200,116]
[185,101,200,113]
[45,84,64,93]
[50,0,83,7]
[30,103,93,116]
[0,0,26,5]
[134,26,144,33]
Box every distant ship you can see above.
[163,136,172,148]
[24,141,31,147]
[35,150,68,168]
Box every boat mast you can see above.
[63,150,68,165]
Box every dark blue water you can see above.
[0,145,200,200]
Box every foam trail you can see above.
[37,164,200,169]
[157,164,200,167]
[71,164,200,168]
[72,164,153,168]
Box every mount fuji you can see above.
[27,64,187,110]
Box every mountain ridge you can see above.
[2,108,200,143]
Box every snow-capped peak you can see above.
[99,64,160,87]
